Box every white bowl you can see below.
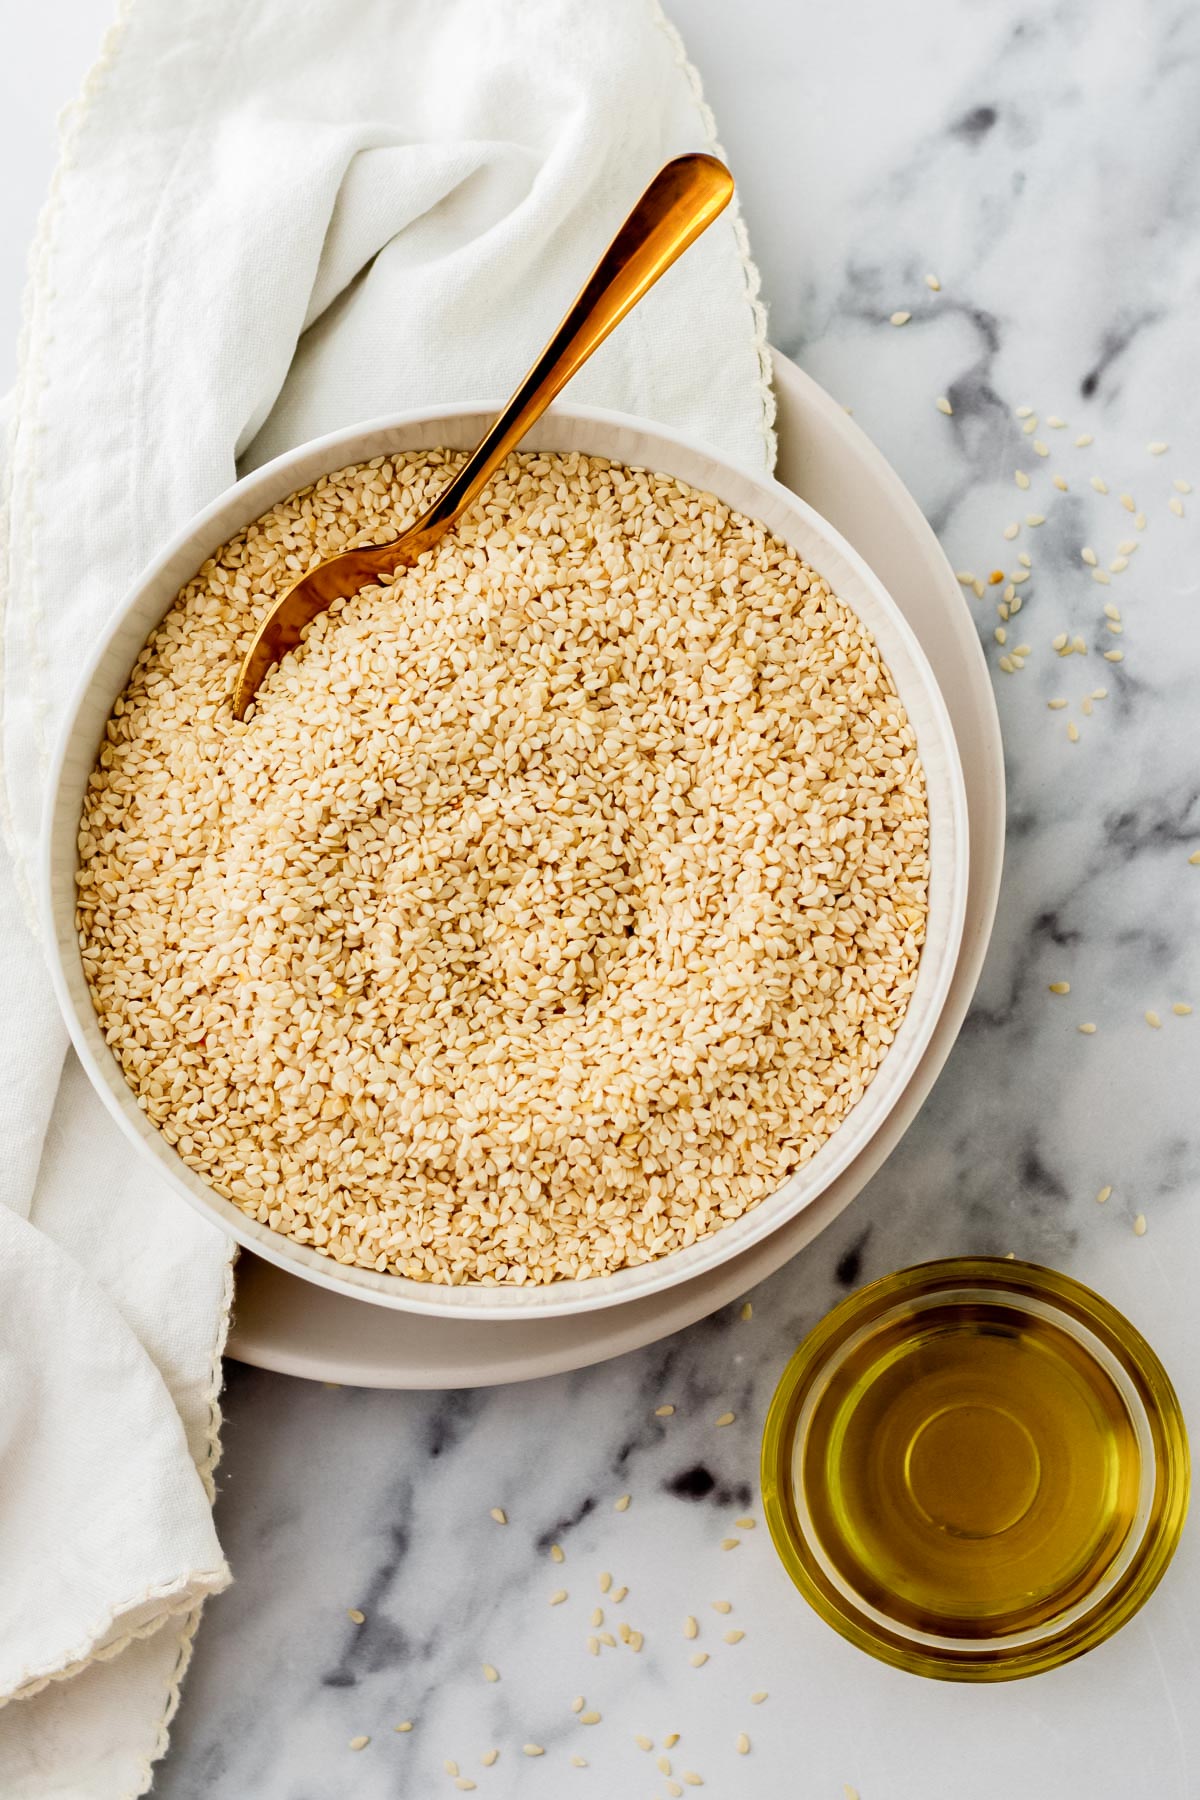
[44,403,968,1321]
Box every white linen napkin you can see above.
[0,0,772,1791]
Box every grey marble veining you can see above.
[118,0,1200,1793]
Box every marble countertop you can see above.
[9,1,1200,1795]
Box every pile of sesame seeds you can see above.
[77,449,929,1285]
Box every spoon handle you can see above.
[406,153,734,550]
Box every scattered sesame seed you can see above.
[550,1589,568,1605]
[1134,1214,1148,1237]
[445,1761,460,1778]
[682,1773,703,1786]
[347,1608,365,1624]
[612,1585,628,1603]
[1026,513,1045,526]
[1173,1003,1192,1016]
[455,1780,476,1793]
[665,1784,683,1799]
[599,1572,612,1593]
[481,1750,498,1767]
[1091,475,1109,494]
[1067,721,1080,743]
[1191,851,1200,865]
[1135,511,1147,529]
[1110,556,1128,572]
[972,577,985,598]
[1106,620,1123,635]
[349,1736,369,1752]
[1174,478,1192,493]
[999,602,1010,620]
[614,1493,631,1512]
[1047,699,1068,710]
[1097,1187,1112,1205]
[523,1744,545,1757]
[1053,474,1069,490]
[1148,441,1169,455]
[955,570,975,585]
[998,656,1015,673]
[1118,538,1137,554]
[1022,417,1039,436]
[1016,405,1034,418]
[1014,643,1031,657]
[550,1545,565,1563]
[936,396,953,415]
[735,1516,756,1530]
[1081,547,1097,565]
[890,311,911,326]
[926,272,942,290]
[1082,697,1093,716]
[1093,687,1108,699]
[1078,1022,1097,1034]
[1075,433,1093,447]
[665,1733,681,1748]
[721,1538,740,1551]
[1049,981,1070,994]
[741,1301,753,1320]
[1052,633,1069,651]
[482,1663,499,1683]
[715,1411,735,1427]
[751,1691,768,1704]
[1072,634,1087,653]
[598,1631,616,1647]
[1015,470,1031,489]
[590,1607,604,1627]
[658,1755,673,1776]
[712,1600,732,1612]
[571,1754,587,1768]
[635,1735,653,1751]
[1146,1011,1162,1029]
[1120,493,1137,512]
[1104,648,1124,662]
[580,1711,602,1726]
[1011,567,1030,582]
[684,1616,699,1639]
[724,1629,746,1644]
[1169,496,1185,517]
[395,1722,414,1733]
[1091,568,1111,585]
[1048,415,1066,429]
[845,1788,862,1800]
[994,627,1007,645]
[489,1508,507,1525]
[1003,522,1020,540]
[629,1630,645,1652]
[656,1403,676,1416]
[618,1621,631,1643]
[989,568,1005,585]
[689,1651,709,1667]
[1034,440,1050,457]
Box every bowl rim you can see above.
[42,398,969,1320]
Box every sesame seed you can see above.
[683,1772,704,1786]
[890,311,911,325]
[489,1508,507,1526]
[580,1711,602,1725]
[1013,644,1031,657]
[612,1585,628,1602]
[1118,538,1137,553]
[1120,494,1137,512]
[655,1404,676,1416]
[629,1630,644,1652]
[1034,440,1050,457]
[926,273,942,290]
[614,1494,631,1512]
[1072,634,1087,653]
[1081,547,1097,565]
[1078,1022,1097,1034]
[665,1785,683,1799]
[989,568,1005,585]
[1082,697,1093,716]
[550,1545,565,1563]
[845,1788,862,1800]
[523,1744,545,1757]
[590,1608,604,1627]
[1110,556,1128,572]
[735,1516,756,1529]
[684,1616,699,1638]
[973,577,985,597]
[445,1761,460,1778]
[1148,441,1169,455]
[1091,475,1109,493]
[751,1691,768,1704]
[712,1600,732,1613]
[665,1733,681,1748]
[571,1755,587,1768]
[721,1538,740,1550]
[1023,417,1039,435]
[1191,851,1200,865]
[1003,522,1020,540]
[1053,475,1069,490]
[715,1411,735,1427]
[689,1651,709,1667]
[936,396,953,415]
[1015,470,1031,489]
[599,1572,612,1593]
[1075,433,1094,447]
[998,657,1015,673]
[1067,721,1080,743]
[956,570,975,585]
[1134,1215,1148,1236]
[1135,511,1147,529]
[1048,415,1066,429]
[481,1750,499,1766]
[1145,1011,1162,1029]
[658,1755,673,1776]
[349,1736,369,1752]
[1011,567,1030,581]
[1172,1002,1192,1016]
[1170,496,1185,517]
[1049,981,1070,994]
[598,1631,616,1647]
[550,1590,568,1605]
[1026,513,1045,526]
[1106,620,1123,635]
[1052,633,1069,650]
[395,1722,414,1733]
[740,1301,753,1320]
[347,1608,365,1624]
[1104,648,1125,662]
[586,1637,600,1659]
[737,1733,751,1754]
[1047,699,1068,710]
[482,1663,499,1682]
[1016,405,1034,418]
[994,627,1007,645]
[635,1734,653,1751]
[1097,1187,1112,1204]
[724,1629,746,1644]
[1174,478,1192,493]
[1091,568,1111,585]
[1093,687,1108,699]
[455,1779,476,1792]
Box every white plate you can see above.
[224,348,1004,1382]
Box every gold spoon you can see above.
[232,152,735,719]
